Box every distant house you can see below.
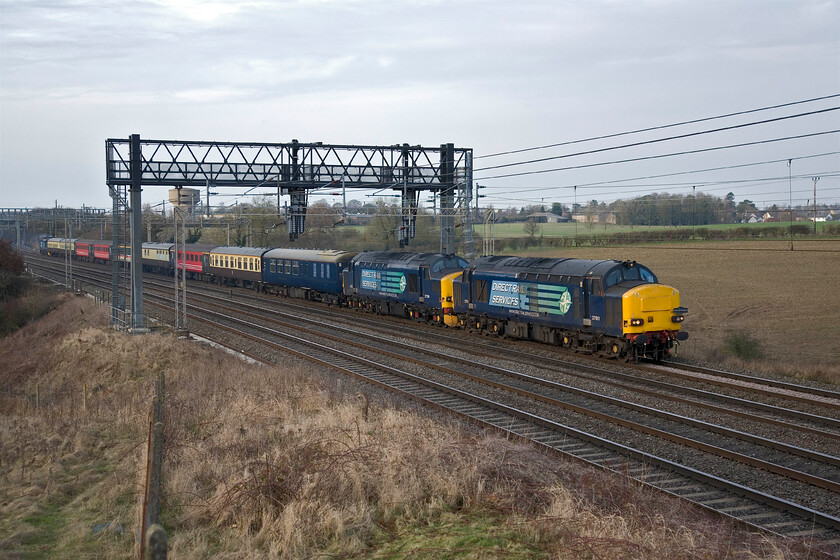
[527,212,560,223]
[746,214,761,223]
[570,212,616,225]
[762,212,780,223]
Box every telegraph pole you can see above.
[813,176,820,234]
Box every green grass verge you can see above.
[366,509,551,559]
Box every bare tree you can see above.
[523,217,541,239]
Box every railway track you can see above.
[24,254,840,555]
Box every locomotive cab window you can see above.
[604,268,622,289]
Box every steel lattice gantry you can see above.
[106,135,473,331]
[106,136,472,244]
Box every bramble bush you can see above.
[0,239,27,301]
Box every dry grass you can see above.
[0,295,149,559]
[532,239,840,384]
[162,341,802,558]
[0,293,816,559]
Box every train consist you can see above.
[40,236,688,361]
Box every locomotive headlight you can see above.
[671,315,685,323]
[630,318,644,326]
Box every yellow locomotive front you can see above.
[622,282,687,360]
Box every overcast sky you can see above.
[1,0,838,212]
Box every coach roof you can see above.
[263,248,356,263]
[209,246,270,257]
[143,242,173,250]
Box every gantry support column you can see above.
[129,134,146,332]
[109,186,121,326]
[461,151,474,260]
[399,143,419,248]
[439,143,456,255]
[287,139,308,241]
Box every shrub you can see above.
[722,331,764,360]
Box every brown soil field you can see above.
[531,238,840,383]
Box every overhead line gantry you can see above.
[105,134,473,331]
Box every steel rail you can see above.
[641,362,840,409]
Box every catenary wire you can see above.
[475,107,840,172]
[475,130,840,181]
[476,94,840,159]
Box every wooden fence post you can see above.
[140,373,166,559]
[144,524,168,560]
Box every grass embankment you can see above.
[1,293,808,558]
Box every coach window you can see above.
[292,261,299,275]
[285,261,291,274]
